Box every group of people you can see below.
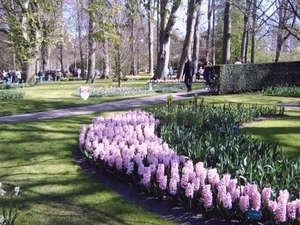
[39,69,63,82]
[183,56,212,92]
[1,69,22,84]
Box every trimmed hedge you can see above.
[210,61,300,94]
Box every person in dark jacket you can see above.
[183,56,195,92]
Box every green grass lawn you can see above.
[0,113,177,225]
[0,81,299,224]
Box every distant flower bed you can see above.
[0,83,34,89]
[0,90,25,99]
[78,106,300,224]
[263,86,300,97]
[148,78,204,83]
[71,84,185,97]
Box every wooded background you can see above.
[0,0,299,83]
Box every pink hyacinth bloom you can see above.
[247,184,258,197]
[296,199,300,214]
[275,189,289,223]
[192,177,200,192]
[185,183,194,199]
[115,156,123,170]
[180,174,189,189]
[207,168,220,187]
[170,160,180,182]
[217,184,227,202]
[242,184,250,196]
[222,192,232,209]
[137,163,145,176]
[169,178,178,195]
[251,191,261,211]
[158,175,167,190]
[239,195,250,212]
[278,189,289,203]
[140,166,151,187]
[231,188,240,202]
[261,187,272,201]
[227,179,237,194]
[268,200,277,212]
[202,184,213,208]
[156,164,165,181]
[287,201,297,220]
[195,162,207,186]
[126,161,134,175]
[220,174,231,187]
[275,203,287,222]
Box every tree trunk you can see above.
[274,0,292,62]
[102,40,110,79]
[241,0,250,62]
[211,0,216,64]
[23,57,38,83]
[147,0,154,77]
[222,0,232,64]
[76,0,85,77]
[177,0,201,79]
[250,0,257,63]
[154,36,170,79]
[153,0,180,80]
[192,3,201,71]
[206,0,211,59]
[87,1,97,84]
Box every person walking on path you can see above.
[183,56,195,92]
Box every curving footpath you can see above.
[0,89,211,123]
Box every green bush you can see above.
[211,61,300,94]
[0,90,25,99]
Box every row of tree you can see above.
[0,0,299,83]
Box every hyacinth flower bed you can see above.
[148,78,204,84]
[71,83,185,97]
[78,102,300,224]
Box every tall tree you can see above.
[274,0,295,62]
[177,0,202,79]
[76,0,89,76]
[211,0,216,64]
[0,0,60,83]
[240,0,251,62]
[153,0,181,80]
[192,4,202,71]
[222,0,232,64]
[87,0,97,83]
[143,0,154,76]
[250,0,257,63]
[206,0,212,59]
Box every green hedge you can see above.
[210,61,300,94]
